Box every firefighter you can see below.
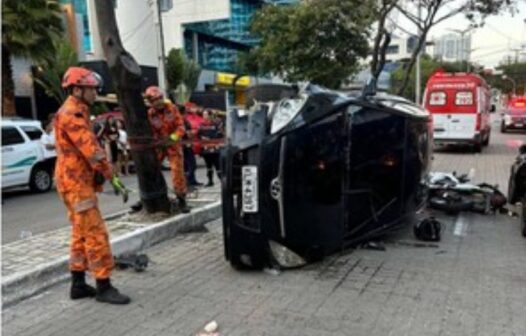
[143,86,190,213]
[55,66,130,305]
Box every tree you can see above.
[2,0,63,116]
[166,48,185,90]
[392,0,516,98]
[33,39,78,105]
[166,48,202,103]
[94,0,172,214]
[390,56,473,100]
[249,0,376,89]
[484,62,526,95]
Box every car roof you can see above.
[2,118,42,127]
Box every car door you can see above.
[2,126,33,187]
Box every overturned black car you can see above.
[221,84,432,269]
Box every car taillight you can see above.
[475,113,481,131]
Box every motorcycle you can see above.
[508,144,526,236]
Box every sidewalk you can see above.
[1,167,222,306]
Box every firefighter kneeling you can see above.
[56,67,130,304]
[144,86,190,213]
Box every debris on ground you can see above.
[361,241,386,251]
[427,172,508,215]
[263,267,281,276]
[414,217,442,242]
[114,253,149,272]
[196,320,220,336]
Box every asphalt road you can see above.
[2,160,210,244]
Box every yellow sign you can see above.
[216,73,250,87]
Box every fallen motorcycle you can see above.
[508,144,526,236]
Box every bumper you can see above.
[434,133,481,145]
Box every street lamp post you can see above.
[502,75,516,96]
[447,27,473,71]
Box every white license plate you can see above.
[242,166,258,213]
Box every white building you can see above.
[433,33,472,63]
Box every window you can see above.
[455,92,473,105]
[21,126,43,141]
[2,127,25,146]
[429,92,446,106]
[386,45,400,55]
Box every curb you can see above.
[2,201,222,308]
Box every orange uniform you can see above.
[147,102,187,196]
[54,96,114,279]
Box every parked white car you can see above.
[2,118,56,192]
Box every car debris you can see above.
[196,320,220,336]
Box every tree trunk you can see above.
[93,0,171,214]
[396,28,429,97]
[2,46,17,116]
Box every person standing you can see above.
[144,86,190,213]
[198,110,224,187]
[178,104,202,187]
[55,67,130,304]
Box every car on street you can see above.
[501,97,526,133]
[2,118,56,193]
[424,71,492,152]
[221,84,432,269]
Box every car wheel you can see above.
[29,165,52,193]
[473,141,483,153]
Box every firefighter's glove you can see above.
[111,175,129,203]
[169,132,180,142]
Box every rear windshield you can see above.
[455,91,473,106]
[428,91,446,105]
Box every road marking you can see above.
[454,213,468,237]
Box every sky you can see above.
[393,1,526,68]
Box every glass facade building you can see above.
[183,0,297,73]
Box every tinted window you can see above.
[21,126,43,141]
[2,127,25,146]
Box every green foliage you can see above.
[390,56,475,101]
[484,62,526,95]
[165,48,202,103]
[249,0,375,89]
[2,0,63,60]
[166,48,185,90]
[33,39,78,104]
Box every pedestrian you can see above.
[178,104,202,187]
[144,86,190,213]
[54,66,130,304]
[40,113,56,158]
[116,120,130,175]
[104,116,120,166]
[198,109,224,187]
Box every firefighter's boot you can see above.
[95,279,131,305]
[177,195,191,213]
[70,271,96,300]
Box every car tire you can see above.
[29,165,52,193]
[473,141,483,153]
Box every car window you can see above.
[455,91,473,105]
[21,126,43,141]
[429,92,446,105]
[2,127,25,146]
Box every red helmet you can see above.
[62,67,102,89]
[143,86,164,102]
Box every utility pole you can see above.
[149,0,168,92]
[415,0,421,105]
[447,27,473,71]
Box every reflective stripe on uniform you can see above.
[73,198,97,212]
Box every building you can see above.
[433,33,472,63]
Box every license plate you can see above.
[242,166,258,213]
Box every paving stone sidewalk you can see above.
[1,184,221,280]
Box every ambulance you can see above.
[424,72,492,152]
